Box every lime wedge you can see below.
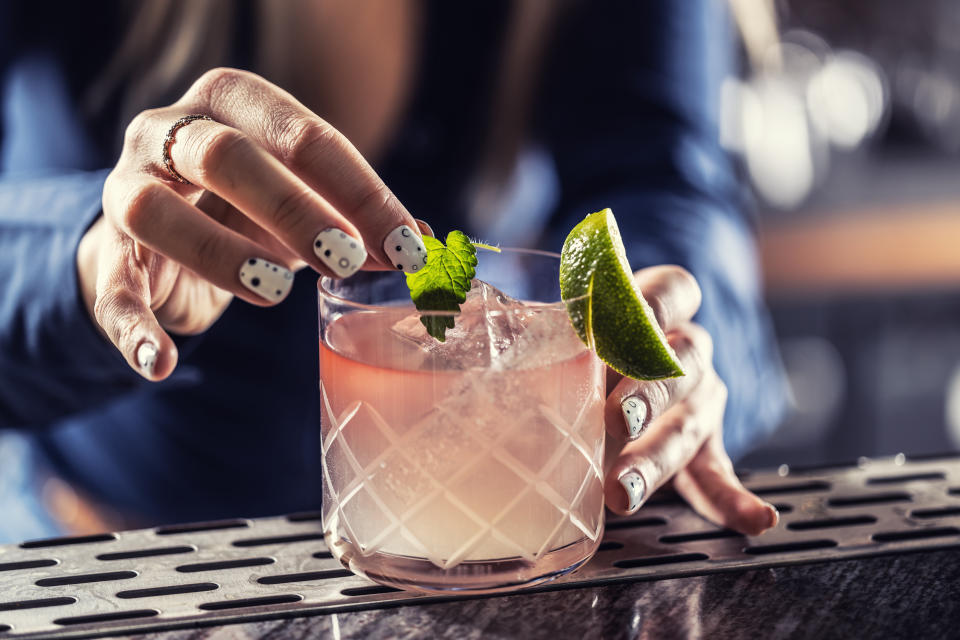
[560,208,684,380]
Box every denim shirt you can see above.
[0,0,787,526]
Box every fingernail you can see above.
[764,501,780,529]
[621,396,646,439]
[414,218,435,238]
[619,470,646,514]
[137,342,158,376]
[313,228,367,278]
[239,258,294,302]
[384,224,427,273]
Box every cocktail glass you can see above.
[317,249,606,593]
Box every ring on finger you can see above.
[162,115,215,185]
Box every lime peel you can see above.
[559,208,685,381]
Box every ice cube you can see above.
[390,280,535,369]
[492,302,586,370]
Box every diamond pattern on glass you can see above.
[323,433,355,501]
[404,407,485,481]
[494,490,566,561]
[402,493,490,569]
[370,450,437,521]
[339,486,395,555]
[449,454,527,522]
[338,402,395,470]
[539,400,605,486]
[320,367,606,570]
[500,407,569,475]
[544,438,592,503]
[571,474,605,540]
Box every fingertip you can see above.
[734,494,779,536]
[763,501,780,530]
[414,218,434,238]
[136,341,158,377]
[605,468,646,516]
[135,336,178,382]
[620,395,647,440]
[603,474,628,515]
[382,224,428,274]
[238,257,294,304]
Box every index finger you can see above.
[633,265,702,332]
[180,68,426,272]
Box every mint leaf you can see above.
[405,230,478,341]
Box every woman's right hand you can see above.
[78,68,429,381]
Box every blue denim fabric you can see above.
[0,432,63,544]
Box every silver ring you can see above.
[161,114,214,185]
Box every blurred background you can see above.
[728,0,960,468]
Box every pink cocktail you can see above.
[318,250,605,593]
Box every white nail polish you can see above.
[137,342,158,376]
[384,225,427,273]
[620,471,646,513]
[239,258,294,303]
[621,396,646,439]
[314,228,367,278]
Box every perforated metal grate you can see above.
[2,455,960,639]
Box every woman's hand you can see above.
[602,265,778,536]
[79,68,429,381]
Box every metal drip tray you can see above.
[3,455,960,639]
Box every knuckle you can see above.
[191,231,230,279]
[123,108,164,154]
[270,188,314,231]
[93,289,139,346]
[91,290,115,328]
[197,128,251,183]
[281,119,341,169]
[120,182,166,236]
[685,321,712,346]
[190,67,248,103]
[354,182,396,221]
[666,264,702,299]
[645,379,672,416]
[676,412,705,450]
[664,264,696,284]
[670,327,697,356]
[673,323,713,372]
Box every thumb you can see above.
[93,237,178,381]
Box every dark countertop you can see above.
[126,549,960,640]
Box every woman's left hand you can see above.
[602,265,778,536]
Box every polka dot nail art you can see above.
[314,228,367,278]
[619,471,646,513]
[383,224,427,273]
[239,258,294,303]
[621,396,647,439]
[137,342,158,376]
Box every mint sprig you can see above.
[405,230,494,341]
